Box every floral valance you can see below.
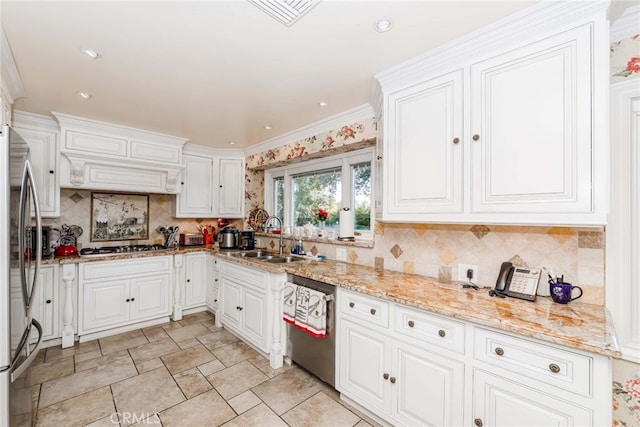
[246,118,377,170]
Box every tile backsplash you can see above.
[262,222,605,306]
[43,189,241,249]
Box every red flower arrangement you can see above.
[317,208,328,222]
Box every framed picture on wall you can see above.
[90,192,149,242]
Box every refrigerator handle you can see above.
[9,318,43,382]
[18,160,42,317]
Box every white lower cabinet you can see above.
[472,369,591,427]
[78,256,171,334]
[206,256,220,312]
[337,289,464,426]
[337,288,611,427]
[218,261,269,351]
[10,264,60,344]
[183,252,207,309]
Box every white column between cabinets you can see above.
[269,275,285,369]
[173,254,184,321]
[61,263,76,348]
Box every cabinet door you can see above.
[82,280,128,332]
[470,24,592,214]
[241,286,267,351]
[36,265,59,341]
[338,318,391,416]
[472,369,592,427]
[216,158,244,217]
[221,278,242,327]
[13,126,59,217]
[184,253,207,308]
[130,274,170,321]
[385,69,463,217]
[176,154,213,217]
[392,341,464,427]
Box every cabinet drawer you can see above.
[340,291,389,328]
[473,328,592,397]
[218,260,267,289]
[81,256,172,280]
[394,306,465,354]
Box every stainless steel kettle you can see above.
[218,226,239,249]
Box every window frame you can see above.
[265,148,374,241]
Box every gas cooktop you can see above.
[79,244,167,257]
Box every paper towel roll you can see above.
[339,208,354,239]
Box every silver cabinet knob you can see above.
[408,320,415,328]
[472,134,480,141]
[370,308,376,315]
[438,329,446,337]
[349,302,355,308]
[474,418,483,427]
[453,137,460,144]
[549,363,560,373]
[495,347,504,356]
[383,373,389,380]
[389,377,396,384]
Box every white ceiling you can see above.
[1,0,537,149]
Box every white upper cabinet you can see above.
[13,111,60,217]
[217,158,244,217]
[177,154,215,216]
[175,145,244,218]
[385,70,463,216]
[375,2,608,225]
[470,25,592,215]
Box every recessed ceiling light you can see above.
[375,18,392,32]
[78,91,92,99]
[228,140,237,145]
[81,48,100,59]
[318,101,328,107]
[264,125,272,130]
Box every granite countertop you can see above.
[43,246,620,358]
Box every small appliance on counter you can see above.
[179,233,204,246]
[218,226,239,249]
[239,231,255,250]
[32,226,52,258]
[52,224,83,257]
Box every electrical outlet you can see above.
[336,248,347,261]
[458,264,478,282]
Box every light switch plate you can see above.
[336,248,347,261]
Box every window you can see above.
[266,149,374,240]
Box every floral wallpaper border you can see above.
[246,118,377,170]
[611,34,640,84]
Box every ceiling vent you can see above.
[248,0,321,27]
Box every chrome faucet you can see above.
[266,216,286,255]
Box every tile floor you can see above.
[29,311,380,427]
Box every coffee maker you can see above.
[239,231,255,250]
[32,226,52,258]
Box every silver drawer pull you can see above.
[549,363,560,373]
[383,373,389,380]
[349,302,355,308]
[474,418,483,427]
[495,347,504,356]
[438,329,446,337]
[389,376,396,384]
[370,308,376,315]
[408,320,415,328]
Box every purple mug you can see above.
[550,282,583,304]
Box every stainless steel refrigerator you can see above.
[0,124,43,426]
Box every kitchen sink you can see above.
[230,250,272,258]
[262,256,306,263]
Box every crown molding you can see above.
[183,142,244,157]
[375,0,610,94]
[610,4,640,41]
[13,110,58,131]
[244,103,375,156]
[1,26,25,104]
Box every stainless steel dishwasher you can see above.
[285,274,336,387]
